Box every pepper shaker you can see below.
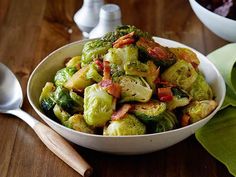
[74,0,104,38]
[89,4,122,39]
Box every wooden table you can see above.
[0,0,232,177]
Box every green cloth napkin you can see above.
[195,43,236,176]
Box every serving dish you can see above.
[27,37,225,155]
[189,0,236,42]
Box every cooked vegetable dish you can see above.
[39,25,217,136]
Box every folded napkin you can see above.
[195,43,236,176]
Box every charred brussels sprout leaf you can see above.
[84,84,113,127]
[103,114,146,136]
[81,39,112,66]
[54,67,77,87]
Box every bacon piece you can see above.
[148,46,168,59]
[181,114,190,127]
[106,83,121,98]
[113,32,135,48]
[95,59,104,71]
[112,104,132,121]
[103,61,111,80]
[157,87,173,102]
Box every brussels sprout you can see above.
[132,100,167,123]
[161,60,198,90]
[124,60,148,77]
[66,56,81,69]
[53,104,70,124]
[86,63,102,82]
[116,76,152,103]
[81,39,112,66]
[64,65,93,91]
[103,114,146,136]
[69,91,84,109]
[65,114,94,134]
[188,73,213,101]
[84,84,113,127]
[102,25,152,43]
[184,100,217,123]
[155,111,178,133]
[53,86,83,114]
[145,60,159,91]
[136,37,176,68]
[54,67,77,87]
[104,45,140,75]
[169,47,200,67]
[39,82,56,116]
[167,87,191,110]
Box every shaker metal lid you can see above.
[100,4,121,20]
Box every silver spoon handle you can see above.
[7,108,93,177]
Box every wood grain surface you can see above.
[0,0,231,177]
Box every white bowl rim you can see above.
[27,37,226,139]
[190,0,236,24]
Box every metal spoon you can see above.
[0,63,92,177]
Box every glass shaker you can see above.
[74,0,104,38]
[89,4,122,39]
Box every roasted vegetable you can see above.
[132,100,167,123]
[54,67,77,87]
[64,65,93,91]
[188,73,213,101]
[169,47,200,67]
[155,111,178,133]
[102,25,152,43]
[53,86,83,114]
[161,60,198,90]
[104,45,143,76]
[103,114,146,136]
[86,63,102,82]
[137,37,176,68]
[66,114,94,133]
[81,39,112,66]
[167,87,191,110]
[115,76,152,103]
[66,56,81,69]
[84,84,113,127]
[39,82,56,116]
[145,61,160,91]
[53,104,71,124]
[183,100,217,123]
[69,91,84,110]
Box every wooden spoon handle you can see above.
[33,122,93,177]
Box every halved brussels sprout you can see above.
[66,56,81,69]
[84,84,113,127]
[86,63,102,82]
[81,39,112,66]
[169,47,200,67]
[115,76,152,103]
[132,100,167,123]
[53,104,71,124]
[64,65,93,91]
[66,114,94,134]
[103,114,146,136]
[155,111,178,133]
[161,60,198,90]
[145,60,159,91]
[54,67,77,87]
[39,82,56,116]
[184,100,217,123]
[53,86,83,114]
[167,87,191,110]
[188,73,213,101]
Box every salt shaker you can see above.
[74,0,104,38]
[89,4,122,39]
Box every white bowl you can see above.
[189,0,236,42]
[27,37,225,155]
